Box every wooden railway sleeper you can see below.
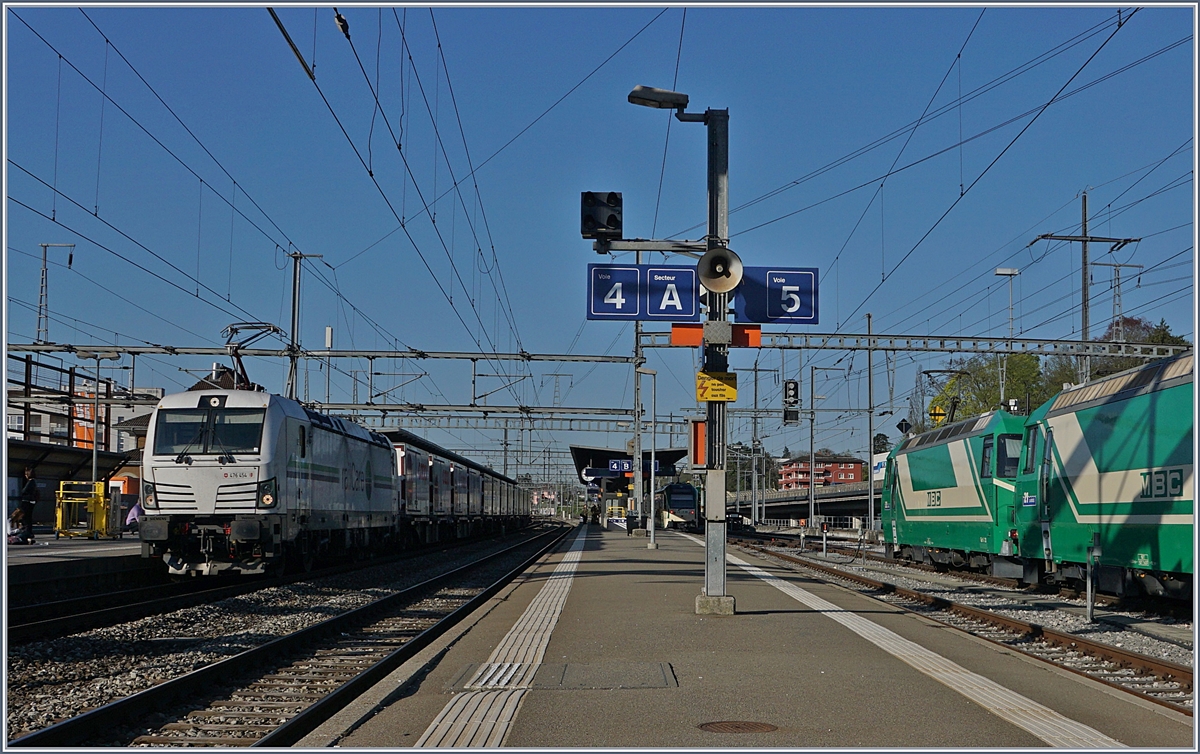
[133,735,259,746]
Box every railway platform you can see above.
[5,531,157,606]
[305,524,1193,748]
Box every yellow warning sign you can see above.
[929,405,947,424]
[696,371,738,402]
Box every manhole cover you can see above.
[698,721,778,734]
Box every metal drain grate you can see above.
[698,721,778,734]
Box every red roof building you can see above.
[778,454,865,490]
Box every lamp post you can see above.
[76,350,121,484]
[636,367,658,549]
[995,268,1019,406]
[629,84,734,613]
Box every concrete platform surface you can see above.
[325,525,1192,749]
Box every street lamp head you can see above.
[77,350,121,361]
[994,267,1019,277]
[628,85,689,110]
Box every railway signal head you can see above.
[783,379,800,407]
[581,191,622,239]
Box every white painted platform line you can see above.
[415,526,589,747]
[682,534,1124,748]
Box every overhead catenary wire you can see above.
[836,10,1141,331]
[821,9,986,288]
[667,11,1163,239]
[325,10,529,412]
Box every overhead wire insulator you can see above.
[334,9,350,40]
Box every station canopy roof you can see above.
[569,444,688,486]
[6,438,132,482]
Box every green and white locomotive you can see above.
[882,353,1193,599]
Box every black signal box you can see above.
[581,191,622,239]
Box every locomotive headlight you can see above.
[258,478,278,508]
[143,482,157,509]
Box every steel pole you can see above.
[633,249,644,518]
[809,365,815,527]
[867,313,874,533]
[702,107,730,606]
[92,356,100,484]
[648,370,657,548]
[1081,192,1090,383]
[752,360,759,525]
[288,253,302,399]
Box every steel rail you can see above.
[7,526,570,747]
[254,526,572,746]
[7,526,544,644]
[745,544,1193,715]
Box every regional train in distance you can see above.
[881,352,1193,600]
[139,386,529,576]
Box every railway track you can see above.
[738,543,1193,717]
[8,525,571,747]
[7,527,541,645]
[732,532,1190,613]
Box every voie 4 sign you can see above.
[587,264,700,321]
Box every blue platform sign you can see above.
[589,265,640,319]
[733,266,819,324]
[645,267,698,320]
[608,459,634,472]
[587,265,700,321]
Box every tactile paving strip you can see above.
[415,526,589,747]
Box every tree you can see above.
[928,353,1052,420]
[1091,316,1190,378]
[873,433,891,454]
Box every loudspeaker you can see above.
[696,246,743,293]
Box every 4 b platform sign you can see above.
[587,264,700,321]
[696,371,737,402]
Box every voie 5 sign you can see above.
[733,267,819,324]
[586,264,700,321]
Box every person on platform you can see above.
[626,510,637,536]
[18,466,39,544]
[125,500,144,533]
[8,508,28,544]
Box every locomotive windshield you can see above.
[153,408,266,455]
[996,434,1022,478]
[666,486,697,508]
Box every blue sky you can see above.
[4,3,1195,479]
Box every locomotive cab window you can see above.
[996,434,1022,478]
[1022,427,1039,475]
[980,436,994,478]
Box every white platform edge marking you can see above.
[415,526,589,747]
[680,532,1125,749]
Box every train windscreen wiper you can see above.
[175,425,205,465]
[209,428,237,465]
